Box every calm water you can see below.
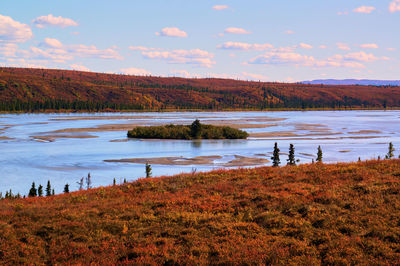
[1,110,399,195]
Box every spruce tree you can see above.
[316,146,323,163]
[52,189,55,196]
[28,182,37,197]
[63,184,69,193]
[287,144,296,166]
[86,173,92,190]
[38,184,43,197]
[77,177,84,190]
[113,178,116,186]
[190,119,202,139]
[46,180,51,196]
[146,163,152,178]
[271,142,280,167]
[385,142,395,159]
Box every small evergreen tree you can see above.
[86,173,92,190]
[38,184,43,197]
[46,180,51,196]
[28,182,37,197]
[316,145,323,163]
[271,142,280,167]
[52,189,55,196]
[190,119,202,139]
[113,178,116,186]
[123,178,127,184]
[287,144,296,166]
[385,142,395,159]
[146,163,152,178]
[77,177,84,190]
[63,184,69,193]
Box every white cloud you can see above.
[218,42,313,52]
[1,59,46,69]
[0,14,33,43]
[120,67,152,76]
[142,49,215,68]
[206,73,240,79]
[170,70,202,78]
[241,72,269,81]
[217,41,273,51]
[70,44,123,60]
[248,52,316,66]
[353,6,376,14]
[247,50,384,69]
[387,47,396,51]
[224,27,251,34]
[389,0,400,13]
[213,5,229,10]
[41,38,63,48]
[285,30,295,34]
[33,14,78,28]
[24,40,122,63]
[337,11,349,16]
[0,43,18,57]
[128,46,161,51]
[337,43,351,50]
[299,43,313,49]
[30,46,72,62]
[360,43,378,49]
[70,64,90,72]
[338,51,379,62]
[155,27,187,38]
[319,45,327,49]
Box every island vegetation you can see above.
[127,119,249,139]
[1,159,400,264]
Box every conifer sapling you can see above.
[271,142,280,167]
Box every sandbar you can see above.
[105,155,222,165]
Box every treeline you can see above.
[127,120,249,139]
[0,99,146,112]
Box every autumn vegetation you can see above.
[1,159,400,264]
[1,67,400,112]
[127,119,249,139]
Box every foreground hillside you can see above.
[1,67,400,111]
[1,160,400,264]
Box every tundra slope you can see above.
[1,159,400,264]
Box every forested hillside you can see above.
[1,67,400,112]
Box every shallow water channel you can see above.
[1,110,399,194]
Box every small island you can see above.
[127,119,249,140]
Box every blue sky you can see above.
[1,0,400,81]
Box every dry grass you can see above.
[1,160,400,264]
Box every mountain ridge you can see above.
[301,79,400,86]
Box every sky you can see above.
[1,0,400,82]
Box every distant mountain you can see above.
[301,79,400,86]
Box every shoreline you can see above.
[0,107,399,114]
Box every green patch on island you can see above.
[127,119,249,139]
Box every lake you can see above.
[1,110,399,195]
